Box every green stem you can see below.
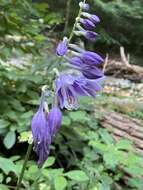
[68,0,86,42]
[16,143,33,190]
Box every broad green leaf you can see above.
[103,152,119,168]
[128,178,143,189]
[54,176,67,190]
[98,129,113,145]
[43,156,55,168]
[0,184,9,190]
[65,170,89,182]
[62,116,71,126]
[0,119,9,128]
[0,157,16,174]
[116,139,133,151]
[3,131,16,149]
[125,166,143,176]
[43,169,64,179]
[69,111,89,123]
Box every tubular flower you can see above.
[55,74,78,110]
[48,106,62,136]
[85,31,97,41]
[79,2,90,11]
[56,39,68,56]
[80,18,95,30]
[82,12,100,24]
[81,65,104,79]
[65,56,103,79]
[31,98,51,167]
[80,51,103,65]
[74,76,104,97]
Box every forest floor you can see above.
[95,75,143,155]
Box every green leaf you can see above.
[125,166,143,176]
[116,139,133,151]
[3,131,16,149]
[0,157,16,175]
[98,129,113,145]
[54,176,67,190]
[0,173,4,183]
[43,156,55,168]
[103,152,119,168]
[69,111,88,123]
[0,119,9,128]
[0,184,9,190]
[65,170,89,182]
[62,116,71,126]
[128,178,143,189]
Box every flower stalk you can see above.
[68,0,86,42]
[16,142,33,190]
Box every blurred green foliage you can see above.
[0,54,143,189]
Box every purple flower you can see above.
[82,12,100,24]
[80,18,95,30]
[55,74,78,110]
[55,74,104,109]
[80,51,104,64]
[65,56,103,79]
[85,31,97,41]
[56,40,68,56]
[79,2,90,11]
[89,14,100,24]
[81,65,104,79]
[48,106,62,136]
[31,98,51,167]
[74,76,104,97]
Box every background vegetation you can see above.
[0,0,143,189]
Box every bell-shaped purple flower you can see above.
[80,18,95,30]
[56,40,68,56]
[89,14,100,24]
[82,12,100,24]
[48,106,62,136]
[79,2,90,11]
[55,74,78,110]
[74,76,104,97]
[31,98,51,168]
[80,51,104,64]
[82,65,104,79]
[85,31,97,41]
[65,56,103,79]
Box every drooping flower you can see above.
[55,74,78,110]
[56,38,68,56]
[74,30,97,41]
[31,97,51,167]
[80,18,95,30]
[84,31,97,41]
[74,76,104,97]
[65,56,103,79]
[48,106,62,136]
[81,65,104,79]
[82,12,100,24]
[80,51,104,65]
[79,2,90,11]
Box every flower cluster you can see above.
[56,2,104,110]
[31,94,62,167]
[31,1,104,167]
